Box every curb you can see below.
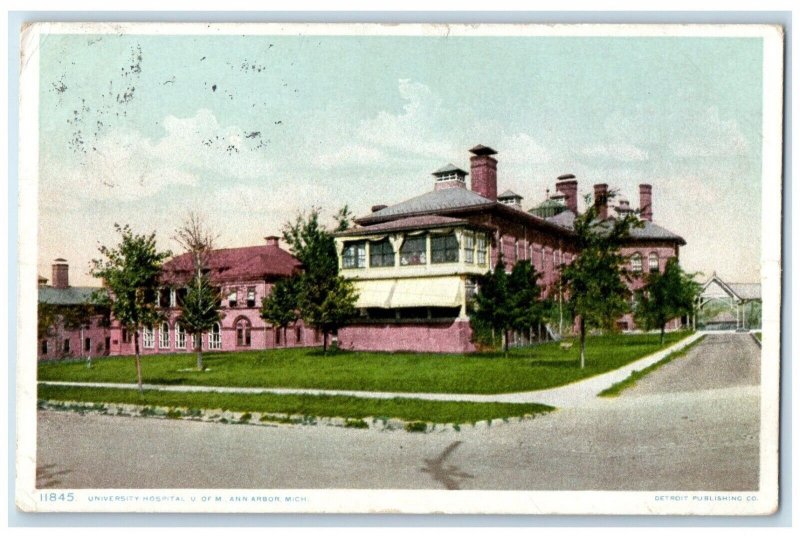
[36,399,547,433]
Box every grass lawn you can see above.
[38,385,553,425]
[39,331,692,394]
[753,332,762,342]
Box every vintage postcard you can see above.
[16,22,783,515]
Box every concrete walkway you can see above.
[39,332,705,408]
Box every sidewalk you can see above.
[40,332,705,409]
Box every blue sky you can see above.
[37,32,763,286]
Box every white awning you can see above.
[353,277,463,309]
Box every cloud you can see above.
[40,109,275,203]
[580,142,648,162]
[357,80,450,155]
[669,107,749,158]
[313,144,384,169]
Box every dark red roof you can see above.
[337,215,468,236]
[161,243,301,284]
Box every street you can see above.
[36,333,760,491]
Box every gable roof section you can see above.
[700,274,761,301]
[39,286,100,305]
[162,244,301,284]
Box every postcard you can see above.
[16,21,783,515]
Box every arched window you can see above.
[142,326,155,349]
[159,322,170,349]
[208,322,221,350]
[236,318,251,347]
[175,322,186,349]
[631,253,643,273]
[648,252,659,273]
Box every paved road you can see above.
[36,333,760,491]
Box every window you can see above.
[159,322,170,348]
[431,233,459,264]
[275,328,281,345]
[343,241,367,269]
[631,253,643,273]
[236,318,251,347]
[175,322,186,349]
[228,289,238,308]
[158,287,171,308]
[477,234,488,265]
[247,287,256,308]
[41,340,48,355]
[63,339,70,353]
[463,233,474,264]
[175,288,187,307]
[648,252,659,273]
[143,326,155,349]
[209,322,221,350]
[295,325,303,344]
[84,338,91,352]
[541,247,546,271]
[465,279,477,301]
[369,239,395,267]
[122,328,132,343]
[515,240,520,262]
[400,236,427,266]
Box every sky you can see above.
[35,30,765,286]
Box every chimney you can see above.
[265,236,280,247]
[639,184,653,222]
[52,258,69,289]
[615,198,634,216]
[469,144,498,201]
[593,183,609,220]
[555,174,578,214]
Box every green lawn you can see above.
[39,332,692,394]
[38,385,553,425]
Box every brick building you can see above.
[108,236,322,356]
[37,259,111,360]
[334,144,686,353]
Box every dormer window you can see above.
[432,164,468,190]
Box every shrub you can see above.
[344,418,368,429]
[404,421,428,433]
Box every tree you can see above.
[174,212,222,371]
[281,208,359,354]
[472,255,511,353]
[260,277,299,346]
[508,259,547,345]
[634,257,701,344]
[560,193,640,368]
[471,256,545,355]
[91,224,171,391]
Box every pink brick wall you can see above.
[338,320,475,353]
[38,314,110,361]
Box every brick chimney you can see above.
[639,184,653,222]
[469,144,498,201]
[265,236,280,247]
[593,183,609,220]
[555,174,578,214]
[52,258,69,289]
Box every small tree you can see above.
[472,255,511,353]
[174,212,222,370]
[91,224,171,391]
[260,278,299,346]
[560,193,639,368]
[472,256,545,355]
[282,208,359,354]
[634,257,701,344]
[508,259,546,346]
[177,273,222,369]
